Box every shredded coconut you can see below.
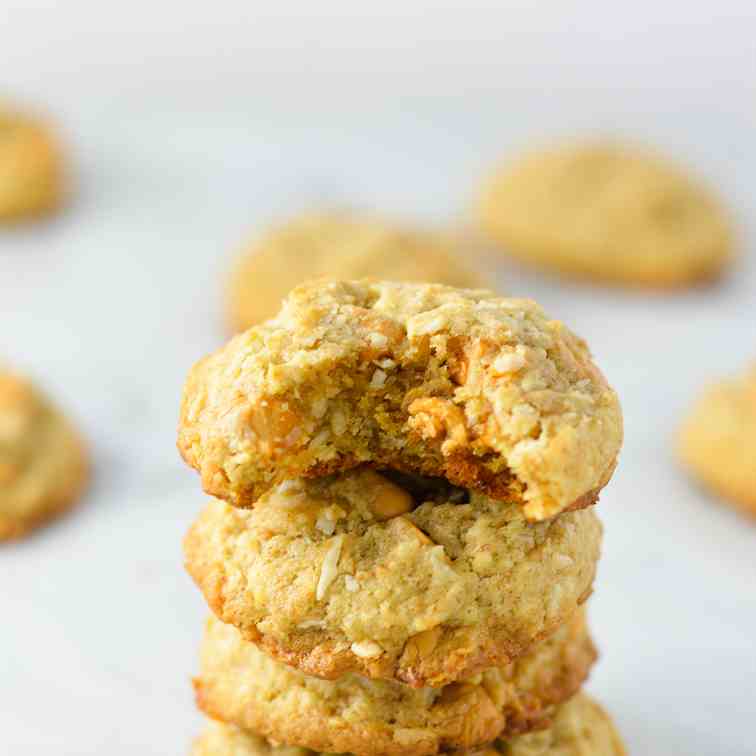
[493,353,526,374]
[297,619,325,629]
[553,553,575,569]
[368,332,388,348]
[311,397,328,419]
[412,314,447,335]
[370,369,387,388]
[331,410,347,435]
[316,512,337,535]
[350,640,383,658]
[316,535,344,600]
[315,505,345,535]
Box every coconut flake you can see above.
[492,353,526,374]
[316,512,337,535]
[370,369,387,388]
[316,535,344,601]
[350,640,383,658]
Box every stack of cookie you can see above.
[178,280,626,756]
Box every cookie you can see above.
[678,364,756,516]
[179,280,622,521]
[192,693,625,756]
[194,610,595,756]
[226,213,485,331]
[0,371,87,540]
[477,142,734,287]
[185,468,601,686]
[0,106,63,221]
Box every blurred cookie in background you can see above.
[477,141,735,288]
[0,371,88,541]
[226,212,486,331]
[0,105,64,222]
[679,364,756,518]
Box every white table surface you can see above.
[2,86,756,755]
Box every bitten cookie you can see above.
[226,213,484,331]
[192,693,625,756]
[0,106,64,221]
[678,364,756,516]
[185,469,601,686]
[0,371,87,540]
[477,142,734,287]
[179,280,622,521]
[194,611,596,755]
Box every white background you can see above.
[2,2,756,754]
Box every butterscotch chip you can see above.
[477,142,734,287]
[193,610,596,756]
[360,468,414,519]
[226,212,485,331]
[184,469,602,687]
[192,693,625,756]
[678,364,756,517]
[0,106,63,221]
[178,280,622,521]
[0,371,88,540]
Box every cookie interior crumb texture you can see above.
[478,141,735,287]
[0,371,88,540]
[179,280,623,521]
[185,468,602,686]
[226,212,486,331]
[194,610,596,755]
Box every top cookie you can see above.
[179,280,622,520]
[477,142,734,287]
[0,106,63,221]
[226,212,484,331]
[678,364,756,517]
[0,371,88,540]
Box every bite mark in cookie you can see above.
[179,280,622,521]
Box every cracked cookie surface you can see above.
[0,106,63,221]
[226,212,484,331]
[678,364,756,517]
[179,280,622,521]
[184,468,602,686]
[194,610,595,756]
[192,693,625,756]
[0,371,88,540]
[478,142,734,287]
